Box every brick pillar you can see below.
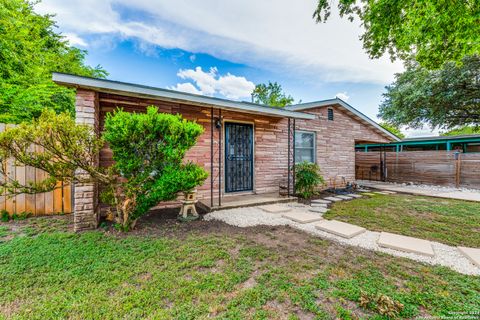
[73,90,99,232]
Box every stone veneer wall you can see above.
[73,90,99,232]
[293,106,391,186]
[97,93,289,205]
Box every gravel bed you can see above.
[357,180,479,193]
[204,206,480,276]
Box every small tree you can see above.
[0,107,208,230]
[295,162,325,199]
[0,110,110,195]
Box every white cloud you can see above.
[168,82,202,95]
[34,0,404,84]
[62,33,88,47]
[335,92,349,101]
[403,126,440,138]
[189,54,196,62]
[174,67,255,100]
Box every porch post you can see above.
[218,109,222,207]
[292,118,296,194]
[73,89,99,232]
[287,118,291,196]
[210,107,214,208]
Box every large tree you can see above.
[378,55,480,130]
[251,81,294,107]
[0,0,106,123]
[379,122,405,139]
[441,126,480,137]
[313,0,480,69]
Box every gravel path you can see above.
[204,205,480,276]
[357,180,480,202]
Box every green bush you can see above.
[0,210,9,222]
[102,106,208,229]
[295,162,325,199]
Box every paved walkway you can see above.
[358,180,480,202]
[204,193,480,276]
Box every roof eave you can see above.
[286,98,401,141]
[52,73,315,120]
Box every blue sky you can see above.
[35,0,438,137]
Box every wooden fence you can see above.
[0,124,72,216]
[355,150,480,189]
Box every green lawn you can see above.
[324,193,480,247]
[0,215,479,319]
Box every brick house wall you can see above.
[73,89,100,232]
[293,105,391,186]
[97,93,289,205]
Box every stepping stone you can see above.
[361,192,376,196]
[282,211,323,224]
[311,203,327,207]
[309,207,328,214]
[336,195,353,200]
[378,232,434,257]
[357,188,371,192]
[457,247,480,268]
[323,196,343,202]
[312,199,331,204]
[258,204,292,214]
[288,203,305,208]
[315,220,366,238]
[347,194,362,198]
[382,191,397,194]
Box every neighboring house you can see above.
[53,73,399,231]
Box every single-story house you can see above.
[52,73,399,231]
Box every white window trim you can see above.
[294,130,316,164]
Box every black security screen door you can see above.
[225,122,254,192]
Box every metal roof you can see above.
[286,98,401,141]
[356,134,480,149]
[400,134,480,142]
[52,73,315,120]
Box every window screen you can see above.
[294,131,315,163]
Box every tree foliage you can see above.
[251,82,294,107]
[313,0,480,69]
[379,55,480,130]
[0,108,208,230]
[0,109,110,194]
[0,0,107,123]
[102,107,208,228]
[379,122,405,139]
[441,126,480,137]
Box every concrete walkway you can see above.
[358,180,480,202]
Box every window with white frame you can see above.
[294,131,316,163]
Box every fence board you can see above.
[0,124,72,216]
[356,151,480,189]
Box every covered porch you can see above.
[199,192,297,212]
